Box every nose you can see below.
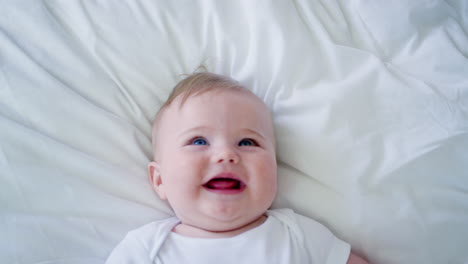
[212,146,240,164]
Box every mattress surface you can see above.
[1,0,467,263]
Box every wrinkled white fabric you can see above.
[105,209,350,264]
[0,0,467,263]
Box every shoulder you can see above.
[129,217,180,236]
[105,217,179,263]
[127,217,180,248]
[290,212,369,264]
[267,208,339,239]
[268,208,351,264]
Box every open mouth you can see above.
[203,177,246,194]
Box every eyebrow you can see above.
[176,125,211,139]
[177,126,267,140]
[241,128,266,140]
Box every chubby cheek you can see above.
[161,152,206,190]
[252,153,277,197]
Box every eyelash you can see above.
[187,137,259,147]
[188,137,208,146]
[238,138,259,147]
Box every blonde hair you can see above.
[151,72,248,153]
[161,72,245,111]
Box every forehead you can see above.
[159,88,273,132]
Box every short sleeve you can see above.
[105,218,179,264]
[105,233,153,264]
[295,213,351,264]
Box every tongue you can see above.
[206,178,239,189]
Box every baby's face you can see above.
[149,88,277,233]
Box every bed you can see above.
[1,0,467,263]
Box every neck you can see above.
[172,215,267,238]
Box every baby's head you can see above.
[148,72,277,235]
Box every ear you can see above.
[148,161,167,200]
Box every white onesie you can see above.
[106,208,350,264]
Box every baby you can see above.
[106,72,368,263]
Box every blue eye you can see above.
[239,138,257,147]
[191,138,208,145]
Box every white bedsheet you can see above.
[1,0,467,263]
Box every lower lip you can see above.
[202,185,246,195]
